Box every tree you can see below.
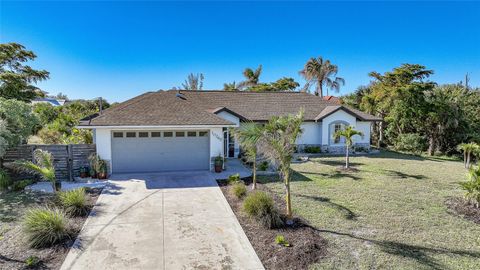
[0,97,39,151]
[223,81,239,91]
[458,143,479,169]
[259,110,304,222]
[299,57,345,97]
[334,126,364,169]
[271,77,300,91]
[0,43,49,101]
[460,163,480,208]
[238,65,262,90]
[181,73,204,90]
[15,149,57,192]
[234,123,263,190]
[0,119,7,158]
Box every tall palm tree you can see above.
[15,149,58,191]
[181,73,204,90]
[458,142,480,169]
[238,65,262,90]
[334,126,364,169]
[223,81,239,91]
[299,57,345,97]
[234,123,263,189]
[259,110,304,222]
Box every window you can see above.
[176,131,185,137]
[199,131,208,137]
[139,132,149,138]
[164,131,173,137]
[113,132,123,138]
[151,132,161,137]
[126,132,136,138]
[187,131,197,137]
[333,123,343,144]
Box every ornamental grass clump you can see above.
[243,191,283,229]
[0,169,12,191]
[231,182,247,199]
[58,188,90,217]
[23,207,69,248]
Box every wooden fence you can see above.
[0,144,96,181]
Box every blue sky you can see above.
[1,1,479,102]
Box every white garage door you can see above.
[111,130,210,173]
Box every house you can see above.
[78,90,381,173]
[31,97,67,106]
[322,95,341,104]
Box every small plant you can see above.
[227,173,241,185]
[258,161,269,171]
[25,255,40,268]
[243,191,283,229]
[275,235,290,247]
[15,149,59,192]
[0,169,12,191]
[58,188,90,216]
[231,182,247,198]
[460,164,480,208]
[23,207,69,248]
[214,154,223,173]
[11,179,34,191]
[304,145,321,153]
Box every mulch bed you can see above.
[219,177,327,270]
[0,187,103,270]
[336,166,359,173]
[445,197,480,224]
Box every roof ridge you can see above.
[174,90,308,94]
[92,91,155,120]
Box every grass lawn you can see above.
[258,151,480,270]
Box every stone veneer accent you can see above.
[297,143,371,154]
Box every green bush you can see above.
[25,255,40,268]
[460,164,480,208]
[304,145,321,153]
[11,179,34,191]
[258,161,269,171]
[275,234,290,247]
[0,169,12,191]
[394,133,426,154]
[23,207,69,248]
[231,182,247,198]
[243,191,283,229]
[227,173,241,185]
[58,188,90,217]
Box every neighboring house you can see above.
[78,90,381,173]
[31,97,67,106]
[322,95,341,104]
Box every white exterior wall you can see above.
[321,110,357,145]
[355,121,371,144]
[297,122,322,144]
[217,111,240,157]
[94,128,112,172]
[209,127,224,159]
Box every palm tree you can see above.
[15,149,58,191]
[334,126,364,169]
[458,142,480,169]
[223,81,239,91]
[299,57,345,97]
[460,163,480,208]
[259,110,304,222]
[181,73,204,90]
[234,123,263,189]
[238,65,262,90]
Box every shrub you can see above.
[275,235,290,247]
[227,173,241,185]
[23,207,69,248]
[11,179,34,191]
[25,256,40,268]
[460,164,480,208]
[243,191,283,229]
[0,169,12,191]
[58,188,90,216]
[304,145,321,153]
[231,182,247,198]
[394,133,426,154]
[258,161,269,171]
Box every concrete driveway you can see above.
[61,171,263,270]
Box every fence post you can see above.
[68,144,73,181]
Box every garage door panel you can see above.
[112,132,209,173]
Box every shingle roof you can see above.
[79,90,381,126]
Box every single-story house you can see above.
[78,90,381,173]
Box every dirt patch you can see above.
[219,178,327,270]
[335,166,359,173]
[0,187,102,270]
[445,197,480,224]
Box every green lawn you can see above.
[259,151,480,270]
